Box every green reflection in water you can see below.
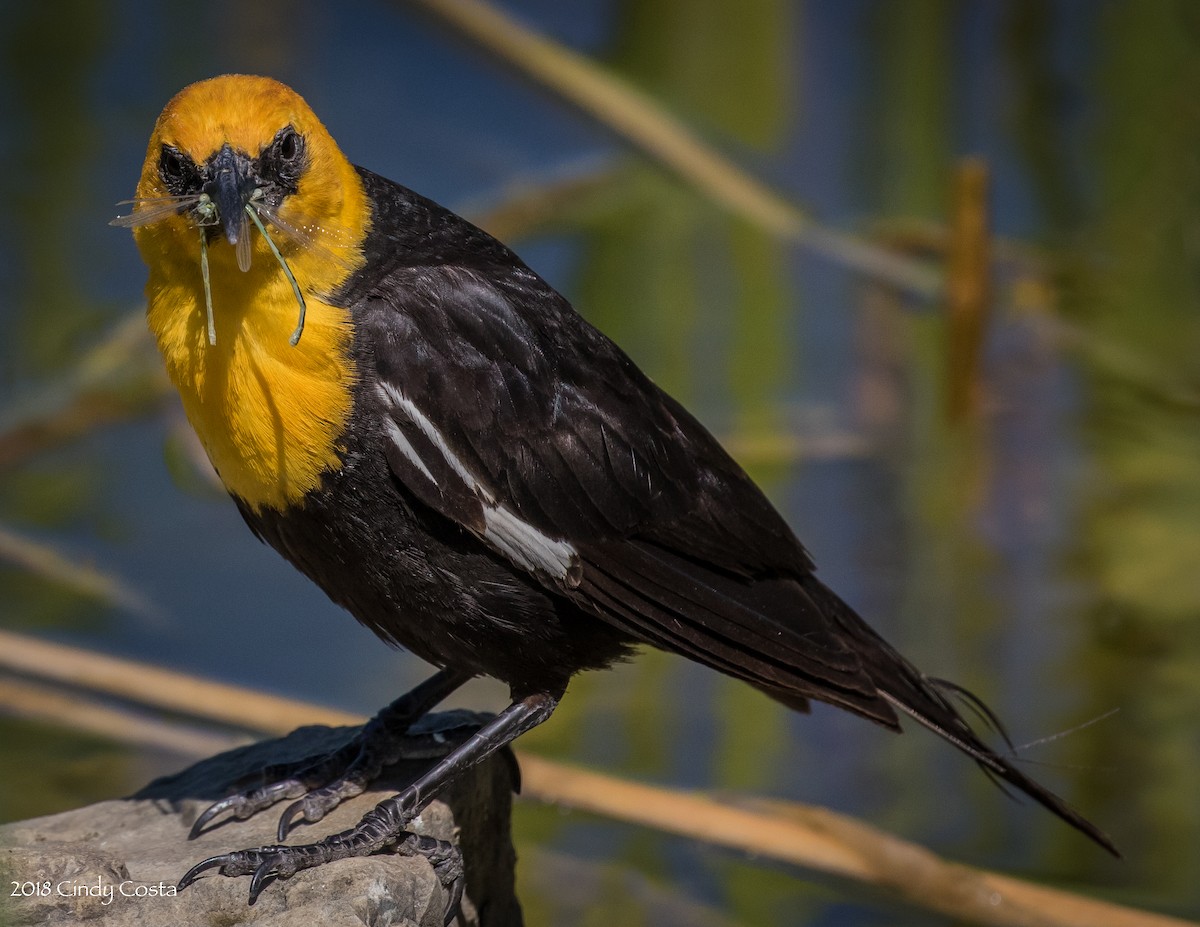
[0,1,130,636]
[861,0,992,859]
[870,0,953,225]
[1,0,110,374]
[0,718,136,825]
[517,0,802,922]
[1003,0,1084,240]
[1059,1,1200,910]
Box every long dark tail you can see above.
[798,575,1120,857]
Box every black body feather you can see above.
[240,168,1116,854]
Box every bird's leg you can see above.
[179,689,560,923]
[190,667,472,841]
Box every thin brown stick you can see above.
[0,629,1189,927]
[0,675,247,759]
[0,393,148,469]
[0,629,357,734]
[0,525,156,618]
[0,312,170,470]
[945,158,992,423]
[464,164,617,244]
[523,765,1191,927]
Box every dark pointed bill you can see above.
[205,144,255,270]
[112,145,308,347]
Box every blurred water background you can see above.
[1,1,1198,924]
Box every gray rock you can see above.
[0,711,523,927]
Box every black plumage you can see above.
[232,168,1115,857]
[123,76,1114,915]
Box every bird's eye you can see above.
[262,125,306,194]
[158,145,200,195]
[277,127,300,163]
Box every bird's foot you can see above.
[189,670,472,841]
[179,793,465,924]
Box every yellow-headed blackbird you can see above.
[115,75,1115,913]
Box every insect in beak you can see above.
[112,146,308,348]
[205,144,255,271]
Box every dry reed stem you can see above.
[945,158,992,424]
[408,0,941,297]
[0,629,1190,927]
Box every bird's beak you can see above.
[204,144,257,248]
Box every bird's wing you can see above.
[349,248,1118,857]
[354,260,894,723]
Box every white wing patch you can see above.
[482,504,579,584]
[382,417,437,485]
[379,386,477,488]
[376,383,581,585]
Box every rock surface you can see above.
[0,711,523,927]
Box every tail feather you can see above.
[578,534,1117,856]
[880,691,1119,856]
[797,575,1120,857]
[926,676,1016,751]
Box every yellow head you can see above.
[120,75,370,511]
[126,74,368,302]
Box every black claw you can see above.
[277,800,305,841]
[189,797,235,839]
[442,875,465,927]
[177,854,230,890]
[247,857,278,905]
[177,823,465,912]
[185,670,472,854]
[173,672,481,906]
[190,778,309,839]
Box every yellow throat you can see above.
[129,75,370,512]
